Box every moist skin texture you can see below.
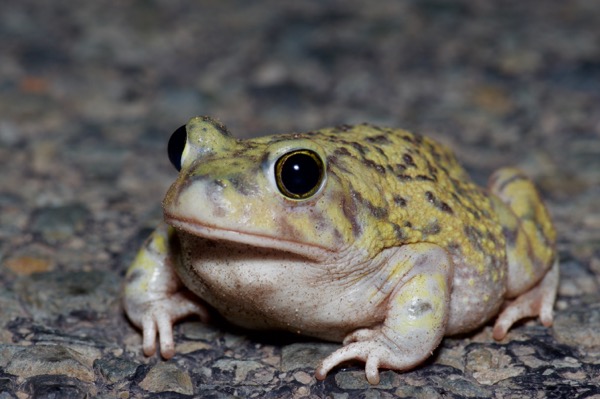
[124,116,558,385]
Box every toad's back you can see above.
[299,124,508,332]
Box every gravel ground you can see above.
[1,1,600,398]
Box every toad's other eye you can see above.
[168,125,187,171]
[275,149,325,200]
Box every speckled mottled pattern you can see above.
[1,0,600,397]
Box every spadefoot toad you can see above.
[124,116,558,384]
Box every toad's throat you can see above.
[164,213,333,261]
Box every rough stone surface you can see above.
[553,302,600,349]
[20,375,94,399]
[138,362,194,395]
[1,0,600,397]
[281,343,340,372]
[15,270,120,321]
[94,356,140,384]
[5,344,96,382]
[29,204,91,245]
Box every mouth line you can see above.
[164,213,332,261]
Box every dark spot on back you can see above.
[393,196,407,207]
[465,225,484,252]
[327,156,351,174]
[422,221,441,236]
[391,223,408,241]
[367,203,388,219]
[426,160,438,177]
[403,153,416,167]
[395,164,407,172]
[416,174,436,182]
[425,191,454,214]
[362,158,386,175]
[366,135,391,145]
[352,189,388,219]
[440,202,453,214]
[486,230,500,248]
[430,147,442,162]
[425,191,435,203]
[374,146,388,158]
[333,147,352,157]
[351,142,368,155]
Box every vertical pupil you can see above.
[279,151,322,197]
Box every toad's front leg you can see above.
[315,243,453,384]
[123,223,209,358]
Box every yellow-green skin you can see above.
[124,117,558,384]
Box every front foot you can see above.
[124,223,210,359]
[132,291,209,359]
[315,328,422,385]
[316,243,452,384]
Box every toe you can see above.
[142,316,157,356]
[365,355,381,385]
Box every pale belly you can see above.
[174,233,388,341]
[174,232,507,341]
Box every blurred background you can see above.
[2,0,598,271]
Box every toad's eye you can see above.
[275,149,325,200]
[168,125,187,171]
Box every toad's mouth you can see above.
[164,213,333,262]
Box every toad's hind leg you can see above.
[487,167,558,340]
